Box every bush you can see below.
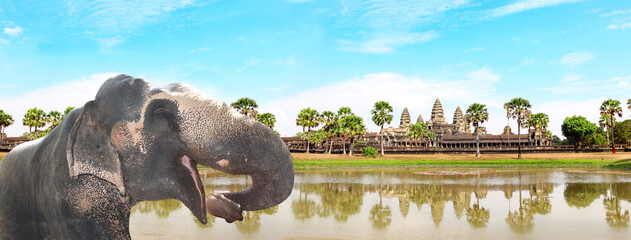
[363,147,378,158]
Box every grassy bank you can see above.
[292,152,631,170]
[1,151,629,170]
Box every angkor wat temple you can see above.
[365,98,551,149]
[283,98,551,153]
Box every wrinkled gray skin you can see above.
[0,75,294,239]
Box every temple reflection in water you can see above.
[130,170,631,239]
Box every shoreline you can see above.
[290,152,631,170]
[2,152,630,170]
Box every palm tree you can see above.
[0,110,14,143]
[230,97,259,117]
[601,99,622,153]
[340,115,365,156]
[505,98,531,159]
[48,111,62,129]
[371,101,393,157]
[407,123,428,147]
[255,113,276,129]
[296,108,320,153]
[530,113,549,146]
[337,107,353,154]
[23,107,47,133]
[599,115,612,146]
[465,103,489,158]
[321,111,340,154]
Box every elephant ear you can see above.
[66,101,125,194]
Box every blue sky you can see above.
[1,0,630,137]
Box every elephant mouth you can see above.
[180,155,207,223]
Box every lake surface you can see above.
[130,169,631,239]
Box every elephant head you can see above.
[65,74,293,224]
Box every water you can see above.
[130,169,631,239]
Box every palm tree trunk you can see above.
[307,126,311,153]
[342,137,346,154]
[380,125,384,157]
[349,137,354,156]
[606,126,610,146]
[518,121,522,159]
[611,121,616,153]
[0,125,4,144]
[328,137,333,154]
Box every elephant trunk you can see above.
[180,100,294,211]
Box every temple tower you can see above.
[417,114,424,124]
[453,106,467,134]
[430,98,447,124]
[399,107,411,128]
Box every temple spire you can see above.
[417,114,424,124]
[400,107,411,128]
[430,98,447,124]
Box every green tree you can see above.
[0,110,14,143]
[407,123,428,147]
[504,98,532,159]
[309,131,326,146]
[47,111,62,129]
[613,120,631,145]
[561,115,597,150]
[371,101,393,157]
[337,107,353,154]
[230,97,259,117]
[321,111,340,154]
[296,108,320,153]
[23,108,47,133]
[601,99,623,152]
[465,103,489,158]
[340,115,365,156]
[255,112,276,129]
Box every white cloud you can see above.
[261,68,501,136]
[189,47,212,53]
[234,59,261,72]
[560,51,594,65]
[602,9,631,30]
[273,56,296,66]
[508,58,535,72]
[541,75,631,95]
[489,0,582,18]
[97,35,125,48]
[0,73,119,137]
[3,26,23,37]
[0,37,9,46]
[561,74,584,83]
[606,21,631,30]
[340,0,470,28]
[463,47,485,53]
[65,0,199,33]
[337,0,467,53]
[339,31,438,54]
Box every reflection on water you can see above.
[130,169,631,239]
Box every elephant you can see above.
[0,75,294,239]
